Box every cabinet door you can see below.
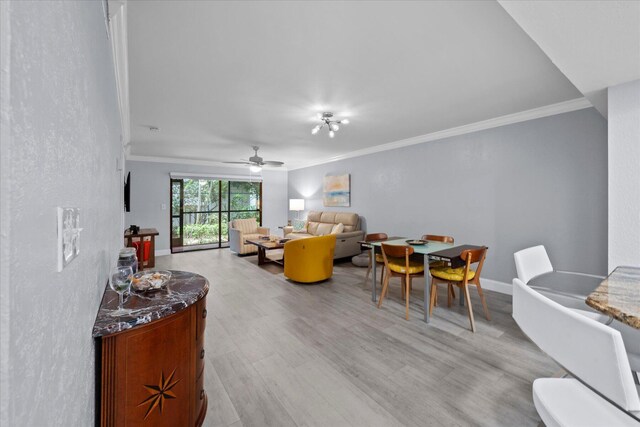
[108,308,194,426]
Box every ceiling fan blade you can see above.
[262,161,284,166]
[222,161,252,165]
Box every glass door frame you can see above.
[170,179,184,250]
[170,178,263,253]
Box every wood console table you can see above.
[93,270,209,426]
[124,228,159,269]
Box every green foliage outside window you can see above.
[175,179,261,246]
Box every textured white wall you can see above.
[125,161,288,252]
[608,79,640,271]
[0,1,122,425]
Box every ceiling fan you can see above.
[223,146,284,172]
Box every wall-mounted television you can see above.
[124,172,130,212]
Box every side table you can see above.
[124,228,159,269]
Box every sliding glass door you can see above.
[170,178,262,252]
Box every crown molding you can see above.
[288,97,592,170]
[126,154,288,172]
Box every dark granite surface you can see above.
[92,270,209,338]
[586,266,640,329]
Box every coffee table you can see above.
[246,238,287,265]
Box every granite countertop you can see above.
[92,270,209,338]
[586,266,640,329]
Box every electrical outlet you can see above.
[161,203,166,210]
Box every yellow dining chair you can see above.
[429,247,490,332]
[284,235,336,283]
[421,234,456,305]
[364,232,388,286]
[377,243,425,320]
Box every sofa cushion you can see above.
[287,233,312,240]
[387,258,425,274]
[307,211,322,222]
[307,222,320,235]
[316,223,334,236]
[331,223,344,234]
[430,266,476,282]
[334,212,359,232]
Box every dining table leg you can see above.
[371,246,377,302]
[423,254,431,323]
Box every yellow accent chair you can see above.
[377,243,425,320]
[284,235,337,283]
[429,247,490,332]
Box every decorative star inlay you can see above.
[138,368,181,419]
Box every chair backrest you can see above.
[381,243,414,274]
[285,234,336,255]
[284,235,336,282]
[365,233,388,242]
[231,218,258,233]
[461,247,487,282]
[422,234,454,244]
[512,278,640,412]
[514,245,553,283]
[381,243,413,258]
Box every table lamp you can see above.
[289,199,305,219]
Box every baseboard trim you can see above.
[481,279,512,295]
[155,249,171,257]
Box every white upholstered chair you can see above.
[512,278,640,426]
[513,246,640,373]
[514,245,553,284]
[228,218,269,255]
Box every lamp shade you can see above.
[289,199,305,211]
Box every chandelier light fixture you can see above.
[311,112,349,138]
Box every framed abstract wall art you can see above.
[323,174,350,207]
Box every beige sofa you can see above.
[229,218,270,255]
[283,211,364,259]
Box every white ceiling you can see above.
[499,0,640,117]
[125,0,584,169]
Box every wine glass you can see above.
[109,265,133,315]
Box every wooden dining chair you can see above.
[365,233,388,286]
[377,243,425,320]
[421,234,455,305]
[429,247,490,332]
[421,234,454,244]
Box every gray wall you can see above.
[288,108,608,283]
[0,1,123,425]
[125,161,288,251]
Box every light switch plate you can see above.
[57,207,83,272]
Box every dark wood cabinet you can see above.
[93,271,208,426]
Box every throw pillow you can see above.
[330,223,344,234]
[292,219,307,232]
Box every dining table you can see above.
[527,266,640,330]
[527,271,604,313]
[586,266,640,329]
[362,238,464,323]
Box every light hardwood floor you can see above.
[156,249,556,427]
